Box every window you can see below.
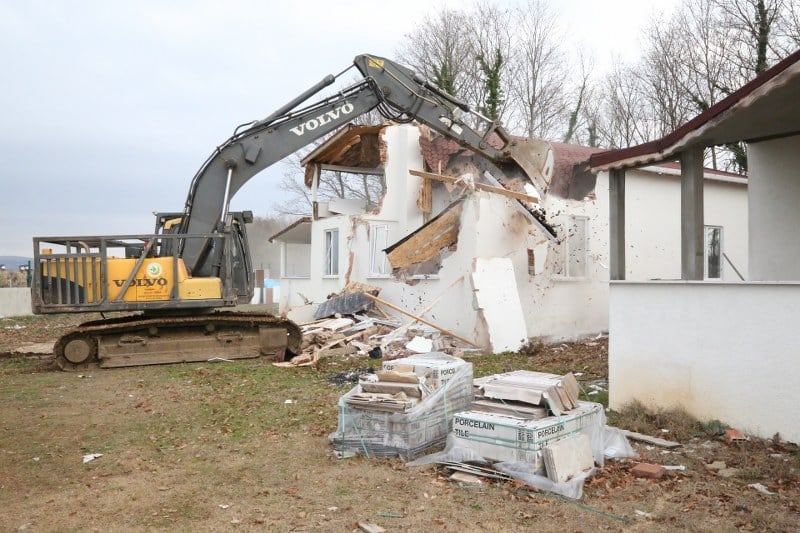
[324,229,339,276]
[369,224,390,277]
[527,248,535,276]
[704,225,723,280]
[564,216,588,278]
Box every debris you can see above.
[406,336,433,353]
[358,522,386,533]
[314,290,378,320]
[613,428,681,449]
[207,357,234,363]
[284,399,294,405]
[326,368,375,386]
[362,292,478,347]
[471,257,527,353]
[725,428,748,443]
[543,433,594,483]
[449,471,483,485]
[368,347,382,359]
[82,453,103,464]
[218,504,231,509]
[705,460,727,471]
[748,483,775,495]
[634,509,653,518]
[717,468,740,478]
[631,463,666,479]
[662,465,686,471]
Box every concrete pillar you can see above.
[609,168,626,280]
[681,147,705,280]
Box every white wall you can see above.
[622,169,749,281]
[609,281,800,443]
[0,288,32,317]
[748,135,800,281]
[277,125,748,346]
[283,243,310,278]
[277,124,426,313]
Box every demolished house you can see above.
[271,122,748,352]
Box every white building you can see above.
[590,48,800,442]
[271,123,747,353]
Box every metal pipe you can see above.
[252,74,336,128]
[220,165,234,226]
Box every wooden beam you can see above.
[362,293,479,347]
[410,169,539,203]
[386,202,462,269]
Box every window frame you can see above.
[368,223,391,278]
[323,228,339,277]
[563,215,590,279]
[704,225,723,280]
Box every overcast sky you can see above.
[0,0,677,257]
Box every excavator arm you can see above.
[180,53,550,276]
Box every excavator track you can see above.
[54,313,301,371]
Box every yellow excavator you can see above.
[32,54,550,370]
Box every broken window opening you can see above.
[704,225,723,280]
[564,216,589,279]
[318,169,386,212]
[369,223,391,277]
[324,228,339,276]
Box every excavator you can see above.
[31,54,550,370]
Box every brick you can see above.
[631,463,666,479]
[725,428,747,443]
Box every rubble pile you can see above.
[277,286,475,368]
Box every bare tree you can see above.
[396,9,477,98]
[466,1,516,123]
[716,0,786,76]
[595,62,657,148]
[506,0,568,139]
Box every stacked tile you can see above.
[330,353,474,460]
[474,370,580,416]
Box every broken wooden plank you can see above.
[384,200,463,270]
[612,427,681,448]
[362,293,479,347]
[410,169,539,203]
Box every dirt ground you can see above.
[1,313,798,532]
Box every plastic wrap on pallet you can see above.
[408,401,636,499]
[329,353,473,461]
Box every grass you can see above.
[606,399,714,442]
[0,338,799,531]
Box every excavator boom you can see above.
[31,53,549,370]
